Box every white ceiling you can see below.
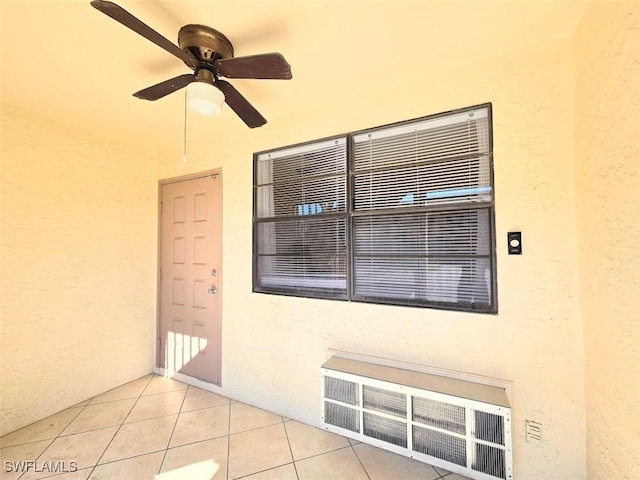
[1,0,589,151]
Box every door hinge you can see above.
[159,201,163,214]
[159,269,162,281]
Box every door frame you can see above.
[155,168,223,383]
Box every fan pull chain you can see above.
[182,89,188,164]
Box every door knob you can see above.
[208,287,217,294]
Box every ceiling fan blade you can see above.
[133,74,196,101]
[215,80,266,128]
[214,53,292,80]
[90,0,197,69]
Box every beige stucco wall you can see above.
[0,104,158,435]
[3,8,637,476]
[158,39,586,479]
[573,2,640,479]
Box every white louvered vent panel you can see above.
[321,357,512,480]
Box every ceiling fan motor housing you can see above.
[178,24,235,67]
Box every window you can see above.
[254,137,348,298]
[253,104,496,313]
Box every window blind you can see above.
[351,106,494,310]
[253,104,496,312]
[254,138,348,297]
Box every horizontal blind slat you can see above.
[258,142,346,185]
[257,177,347,218]
[353,209,490,257]
[353,257,491,305]
[353,156,492,210]
[256,217,347,294]
[353,117,490,172]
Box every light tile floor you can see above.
[0,375,471,480]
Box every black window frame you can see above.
[253,103,497,314]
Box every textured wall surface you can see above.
[4,9,637,476]
[158,39,586,480]
[573,2,640,479]
[0,104,158,435]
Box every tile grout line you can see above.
[6,397,89,449]
[281,418,300,480]
[156,383,190,476]
[293,444,353,463]
[233,462,297,480]
[84,376,156,406]
[151,432,229,452]
[14,438,57,480]
[229,421,285,437]
[86,374,155,478]
[349,442,372,480]
[14,394,95,480]
[225,394,232,480]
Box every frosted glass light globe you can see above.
[187,82,224,116]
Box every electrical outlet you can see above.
[525,420,542,443]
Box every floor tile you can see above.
[239,463,298,480]
[284,421,349,461]
[229,403,282,435]
[21,428,118,480]
[434,466,450,476]
[159,437,228,480]
[88,451,164,480]
[99,416,176,464]
[353,442,441,480]
[89,376,152,405]
[169,404,229,448]
[296,447,369,480]
[0,408,83,448]
[142,376,187,396]
[441,473,472,479]
[32,468,92,480]
[181,387,229,412]
[2,376,478,480]
[0,440,52,480]
[228,424,292,479]
[125,390,186,424]
[61,399,136,436]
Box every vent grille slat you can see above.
[325,402,360,432]
[324,377,359,406]
[321,358,512,480]
[363,385,407,418]
[413,425,467,466]
[475,411,505,445]
[413,397,466,435]
[473,443,506,479]
[364,412,407,448]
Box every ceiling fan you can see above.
[90,0,292,128]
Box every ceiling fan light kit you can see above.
[187,82,225,117]
[90,0,292,128]
[187,69,225,117]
